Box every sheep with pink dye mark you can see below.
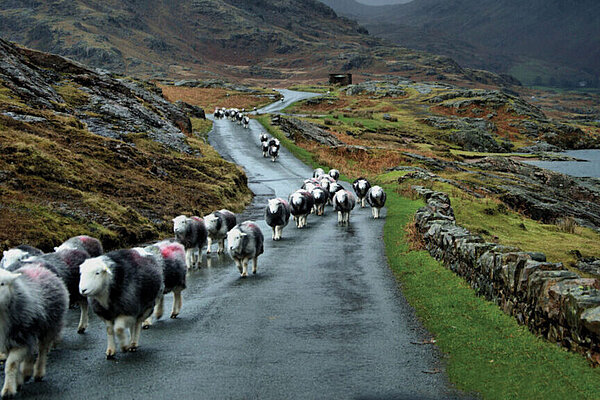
[0,266,68,398]
[55,235,103,257]
[289,190,314,228]
[139,241,187,329]
[1,245,43,270]
[173,215,207,269]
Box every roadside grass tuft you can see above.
[382,181,600,400]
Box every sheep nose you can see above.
[80,288,87,295]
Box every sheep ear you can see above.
[102,265,112,275]
[2,251,6,256]
[53,246,59,251]
[240,233,248,237]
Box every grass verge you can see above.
[383,182,600,399]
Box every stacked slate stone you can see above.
[412,185,600,365]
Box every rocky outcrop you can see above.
[272,115,345,147]
[422,116,511,153]
[0,38,192,152]
[412,185,600,364]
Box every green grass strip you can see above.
[383,185,600,399]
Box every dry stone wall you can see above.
[412,185,600,364]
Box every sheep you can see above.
[0,266,68,397]
[265,198,291,240]
[268,144,279,162]
[262,141,269,157]
[173,215,207,269]
[11,250,91,334]
[319,176,333,195]
[260,133,269,144]
[328,181,344,205]
[139,241,186,329]
[333,190,356,225]
[367,185,387,219]
[311,186,329,216]
[328,168,340,181]
[352,178,372,208]
[242,115,250,128]
[236,112,244,125]
[0,245,43,270]
[55,235,104,257]
[79,249,164,358]
[313,168,325,178]
[227,221,264,278]
[268,138,280,150]
[204,209,237,254]
[302,178,320,192]
[289,190,315,228]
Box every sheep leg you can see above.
[218,239,225,254]
[171,289,183,318]
[2,347,27,397]
[337,211,342,225]
[235,259,243,274]
[33,338,51,382]
[130,319,143,352]
[271,226,276,240]
[241,258,248,278]
[193,247,201,268]
[20,353,34,384]
[155,294,165,320]
[114,315,134,353]
[252,257,258,275]
[105,320,117,359]
[361,198,366,208]
[184,249,192,270]
[77,300,89,334]
[371,207,376,218]
[206,237,213,254]
[374,208,380,219]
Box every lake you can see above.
[523,150,600,178]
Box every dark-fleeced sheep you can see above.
[173,215,207,269]
[352,178,371,208]
[265,198,291,241]
[0,245,43,270]
[55,235,104,257]
[79,249,164,358]
[227,221,264,277]
[289,190,315,228]
[366,185,387,219]
[328,169,340,181]
[139,241,187,328]
[0,266,68,397]
[311,186,329,216]
[333,190,356,225]
[204,209,237,254]
[268,144,279,162]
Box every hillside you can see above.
[0,0,515,87]
[323,0,600,88]
[0,38,251,251]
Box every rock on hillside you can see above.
[0,39,249,252]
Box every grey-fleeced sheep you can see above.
[0,245,43,270]
[79,249,164,359]
[333,190,356,225]
[227,221,264,277]
[289,190,315,228]
[204,209,237,254]
[0,266,68,398]
[173,215,208,269]
[313,168,325,178]
[328,168,340,181]
[311,186,329,216]
[366,185,387,219]
[55,235,104,257]
[352,177,371,208]
[10,250,91,334]
[265,198,291,241]
[138,241,187,328]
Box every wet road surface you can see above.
[15,91,469,399]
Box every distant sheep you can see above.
[311,186,329,216]
[367,186,387,219]
[139,241,187,328]
[242,115,250,128]
[328,169,340,181]
[173,215,207,269]
[352,178,371,208]
[55,235,103,257]
[289,190,315,228]
[333,190,356,225]
[265,198,291,240]
[268,144,279,162]
[260,133,269,144]
[0,266,68,397]
[313,168,325,178]
[204,209,237,254]
[79,249,163,358]
[0,245,43,270]
[227,221,264,277]
[262,141,270,157]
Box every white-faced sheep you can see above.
[204,209,237,254]
[268,144,279,162]
[79,249,164,358]
[0,266,68,398]
[366,185,387,219]
[261,141,270,158]
[333,190,356,225]
[227,221,264,277]
[265,198,291,240]
[139,241,187,328]
[260,133,269,144]
[0,245,43,270]
[289,190,315,228]
[10,250,92,334]
[55,235,104,257]
[173,215,207,269]
[310,186,329,216]
[313,168,325,178]
[328,169,340,181]
[352,178,372,208]
[328,181,344,205]
[242,115,250,128]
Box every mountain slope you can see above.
[0,0,515,86]
[324,0,600,88]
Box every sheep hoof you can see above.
[23,375,31,383]
[128,346,138,352]
[170,313,178,319]
[142,324,150,330]
[106,350,116,360]
[240,273,248,278]
[1,390,15,399]
[77,327,86,334]
[33,376,44,383]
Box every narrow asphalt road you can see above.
[15,91,468,399]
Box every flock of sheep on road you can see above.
[0,112,386,398]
